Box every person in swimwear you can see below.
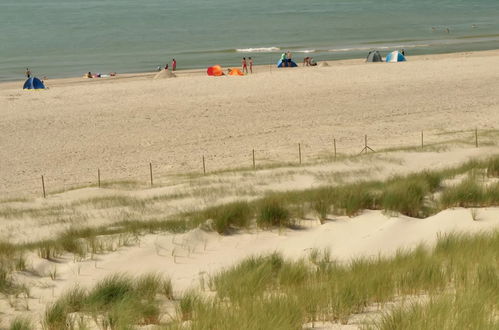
[242,57,248,74]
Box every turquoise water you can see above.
[1,0,499,81]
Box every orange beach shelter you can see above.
[228,68,244,76]
[207,65,223,76]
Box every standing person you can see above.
[242,57,248,74]
[249,57,253,73]
[172,58,177,71]
[25,68,31,78]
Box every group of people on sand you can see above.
[279,51,316,67]
[280,51,293,67]
[241,57,254,74]
[158,58,177,71]
[85,72,116,78]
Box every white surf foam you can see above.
[236,47,280,53]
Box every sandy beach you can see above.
[1,50,499,328]
[1,50,499,197]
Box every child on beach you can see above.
[172,58,177,71]
[249,57,253,73]
[242,57,248,74]
[25,68,31,78]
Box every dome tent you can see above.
[366,50,383,62]
[23,77,45,90]
[277,59,298,68]
[386,51,406,63]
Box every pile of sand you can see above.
[153,69,176,79]
[319,61,329,67]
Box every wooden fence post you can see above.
[203,156,206,175]
[475,128,478,148]
[149,163,153,187]
[252,149,256,170]
[298,143,302,165]
[98,169,101,188]
[421,131,424,149]
[359,135,375,154]
[334,139,337,160]
[41,175,46,198]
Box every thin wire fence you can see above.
[0,128,489,200]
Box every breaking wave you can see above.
[236,47,280,52]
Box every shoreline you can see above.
[2,48,499,90]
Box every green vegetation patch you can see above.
[168,231,498,329]
[44,273,172,329]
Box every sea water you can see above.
[1,0,498,81]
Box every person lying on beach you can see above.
[309,57,317,66]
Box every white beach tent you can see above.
[385,51,406,63]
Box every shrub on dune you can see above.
[257,197,291,229]
[382,179,431,218]
[203,201,252,234]
[440,177,485,208]
[9,316,32,330]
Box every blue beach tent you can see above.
[23,77,45,90]
[277,59,298,68]
[386,51,406,63]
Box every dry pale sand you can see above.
[1,50,499,328]
[1,50,499,196]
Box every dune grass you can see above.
[256,197,292,229]
[0,242,26,295]
[9,316,33,330]
[0,157,495,273]
[165,231,498,329]
[1,156,499,321]
[44,273,172,329]
[486,155,499,177]
[201,201,253,234]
